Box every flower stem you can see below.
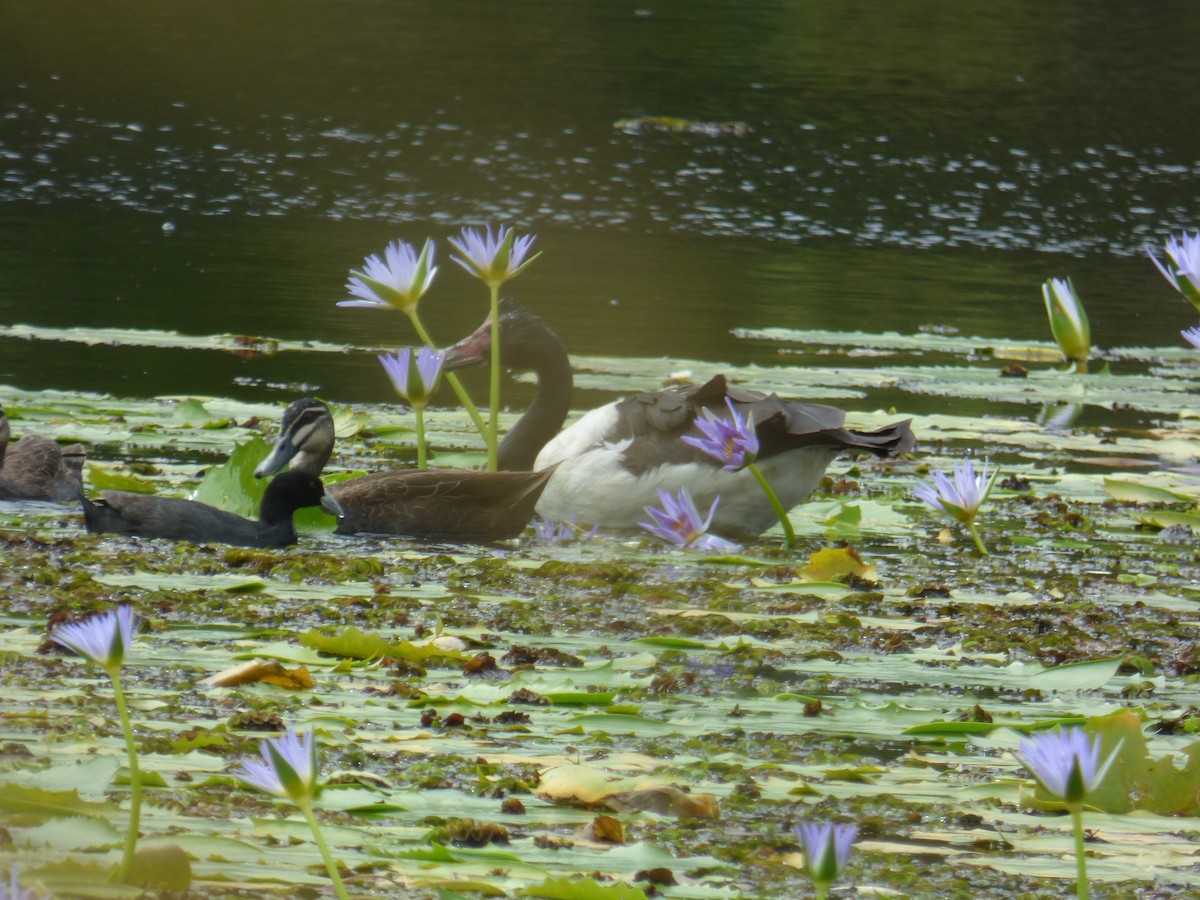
[445,373,487,446]
[297,799,350,900]
[405,310,488,447]
[415,407,427,469]
[487,283,501,472]
[966,522,991,557]
[814,883,828,900]
[748,462,796,547]
[1071,807,1088,900]
[108,670,141,883]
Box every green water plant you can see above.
[1016,728,1122,900]
[639,486,740,553]
[681,397,796,547]
[449,225,540,471]
[1042,277,1091,373]
[913,456,998,556]
[378,347,444,468]
[794,821,857,900]
[1148,231,1200,311]
[50,604,143,884]
[236,727,349,900]
[338,238,487,442]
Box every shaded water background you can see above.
[2,0,1200,416]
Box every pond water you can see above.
[5,6,1200,897]
[3,0,1200,419]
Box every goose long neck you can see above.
[497,340,573,471]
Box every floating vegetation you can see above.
[614,117,751,138]
[1,318,1198,898]
[0,323,352,355]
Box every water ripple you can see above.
[1,99,1197,256]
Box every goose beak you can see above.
[319,495,345,518]
[441,315,493,370]
[255,435,297,478]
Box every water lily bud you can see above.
[1042,277,1091,365]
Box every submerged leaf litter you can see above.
[1,323,1199,898]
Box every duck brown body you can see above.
[0,404,86,503]
[254,399,553,539]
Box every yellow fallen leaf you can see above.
[204,658,315,690]
[800,545,878,583]
[537,764,719,819]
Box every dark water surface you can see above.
[3,0,1199,410]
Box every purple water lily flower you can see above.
[448,225,539,288]
[236,726,348,898]
[913,457,995,527]
[339,238,436,313]
[237,727,321,804]
[682,398,759,470]
[679,397,795,545]
[1148,231,1200,308]
[2,864,39,900]
[1016,728,1121,807]
[914,456,998,555]
[51,604,136,672]
[1182,325,1200,348]
[378,346,444,409]
[533,515,597,543]
[639,486,740,553]
[795,821,857,890]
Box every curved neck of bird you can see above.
[258,489,301,529]
[0,417,7,467]
[497,339,574,471]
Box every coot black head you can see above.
[261,469,343,522]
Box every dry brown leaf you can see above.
[580,814,626,843]
[603,786,720,819]
[205,658,315,689]
[537,764,720,819]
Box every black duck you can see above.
[82,469,343,548]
